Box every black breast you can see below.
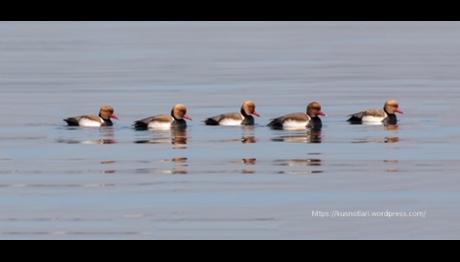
[309,117,323,130]
[102,119,113,127]
[172,119,187,128]
[383,114,398,125]
[241,116,255,126]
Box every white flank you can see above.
[79,118,102,127]
[361,116,385,125]
[282,120,309,130]
[219,118,243,126]
[148,121,172,130]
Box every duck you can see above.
[205,100,260,126]
[134,104,192,130]
[268,101,326,130]
[64,105,118,127]
[348,99,403,125]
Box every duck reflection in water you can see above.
[134,157,189,175]
[100,160,117,174]
[274,157,323,175]
[272,128,322,144]
[241,158,257,174]
[241,126,257,144]
[58,126,117,144]
[384,136,400,143]
[383,124,401,144]
[384,160,401,174]
[351,124,401,144]
[171,127,188,149]
[135,127,188,149]
[98,127,117,144]
[163,157,189,175]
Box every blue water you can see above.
[1,22,460,239]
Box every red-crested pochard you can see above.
[205,100,260,126]
[64,105,119,127]
[348,99,404,125]
[134,104,192,130]
[268,101,326,130]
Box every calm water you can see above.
[1,22,460,239]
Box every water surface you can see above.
[1,22,460,239]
